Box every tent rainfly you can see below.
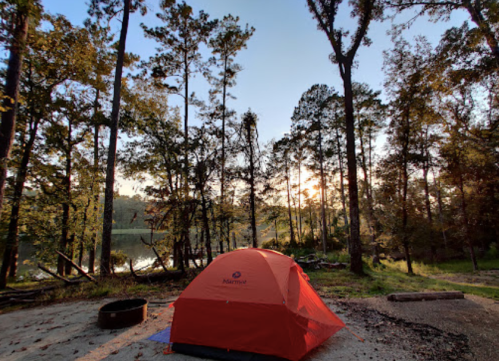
[170,248,345,361]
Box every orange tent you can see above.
[170,249,345,361]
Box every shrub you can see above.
[110,250,128,273]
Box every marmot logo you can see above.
[223,278,247,285]
[232,271,242,279]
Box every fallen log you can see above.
[56,251,98,283]
[319,262,348,270]
[38,264,73,285]
[129,260,184,283]
[0,285,58,309]
[387,291,465,302]
[0,291,38,302]
[0,285,57,297]
[0,297,39,308]
[37,264,89,287]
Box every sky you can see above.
[40,0,470,195]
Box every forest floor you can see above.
[0,294,496,361]
[308,260,499,300]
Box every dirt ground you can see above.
[0,294,496,361]
[430,269,499,287]
[349,295,499,361]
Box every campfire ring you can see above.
[98,298,148,329]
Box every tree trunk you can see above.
[65,234,75,275]
[401,112,413,275]
[359,127,378,263]
[100,0,130,276]
[335,127,350,250]
[285,158,296,247]
[220,56,228,251]
[459,173,478,271]
[433,172,448,251]
[249,134,257,249]
[182,43,192,267]
[184,235,191,269]
[291,186,301,243]
[0,7,29,214]
[78,240,84,268]
[58,202,70,276]
[218,239,224,254]
[423,162,436,261]
[368,130,379,262]
[210,203,222,254]
[78,198,91,269]
[8,244,18,278]
[226,219,231,252]
[175,239,185,273]
[342,65,363,274]
[88,90,100,274]
[298,159,303,239]
[58,120,73,276]
[318,124,328,255]
[274,218,279,244]
[0,118,38,288]
[309,205,315,242]
[400,170,411,273]
[201,195,212,265]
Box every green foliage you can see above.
[261,238,289,252]
[110,250,128,272]
[282,247,316,259]
[142,1,216,94]
[488,243,499,259]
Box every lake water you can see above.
[14,228,265,279]
[16,231,167,278]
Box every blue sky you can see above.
[42,0,469,144]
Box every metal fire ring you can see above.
[98,298,148,329]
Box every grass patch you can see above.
[307,261,499,300]
[430,259,499,274]
[383,258,499,275]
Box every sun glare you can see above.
[292,169,320,199]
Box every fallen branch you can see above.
[152,247,169,273]
[56,251,98,283]
[38,263,73,285]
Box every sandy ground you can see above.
[0,295,494,361]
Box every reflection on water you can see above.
[16,231,166,278]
